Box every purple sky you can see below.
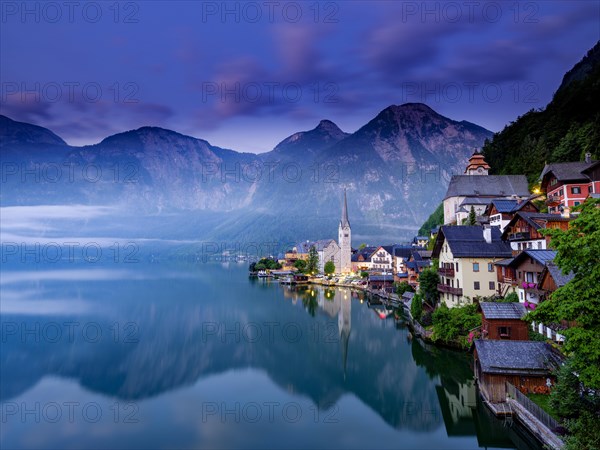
[1,1,598,152]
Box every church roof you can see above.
[340,189,350,228]
[444,175,529,199]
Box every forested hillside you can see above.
[482,42,600,184]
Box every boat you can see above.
[280,274,309,285]
[257,270,272,278]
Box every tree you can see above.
[529,198,600,389]
[411,293,423,322]
[360,271,369,278]
[419,267,439,308]
[324,261,335,275]
[395,281,414,296]
[294,259,307,272]
[306,246,319,275]
[358,243,367,250]
[467,206,477,225]
[418,202,444,236]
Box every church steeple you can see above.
[340,189,350,228]
[465,150,490,175]
[338,189,351,273]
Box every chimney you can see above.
[585,153,592,164]
[483,225,492,244]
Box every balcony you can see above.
[546,195,561,206]
[438,267,455,277]
[508,231,531,241]
[437,284,463,296]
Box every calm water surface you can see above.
[0,261,542,449]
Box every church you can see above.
[290,190,352,274]
[443,152,530,225]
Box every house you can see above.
[392,245,413,279]
[540,154,597,213]
[493,258,516,298]
[507,250,556,307]
[293,239,340,274]
[479,302,528,341]
[432,226,513,307]
[443,152,530,225]
[502,212,571,253]
[351,246,378,273]
[368,274,394,292]
[412,236,429,248]
[371,246,394,272]
[484,198,539,232]
[406,249,432,288]
[532,262,575,342]
[474,340,562,403]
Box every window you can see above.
[574,201,581,206]
[551,178,557,186]
[499,326,511,339]
[488,263,493,272]
[474,281,480,290]
[455,262,459,272]
[489,281,495,290]
[572,187,581,194]
[457,280,460,288]
[537,242,542,249]
[473,263,480,272]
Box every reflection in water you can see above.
[0,263,541,449]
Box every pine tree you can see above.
[467,206,477,225]
[306,246,319,275]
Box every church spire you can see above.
[340,189,350,228]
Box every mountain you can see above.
[268,119,349,159]
[482,41,600,183]
[0,114,66,146]
[0,103,493,245]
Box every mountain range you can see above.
[1,103,492,246]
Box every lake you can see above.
[0,260,543,449]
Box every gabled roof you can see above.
[394,246,413,259]
[540,161,595,183]
[502,212,571,238]
[460,197,493,206]
[494,258,514,267]
[509,250,557,269]
[542,262,575,288]
[474,340,563,375]
[432,226,512,258]
[369,275,394,282]
[479,302,526,320]
[379,245,394,255]
[402,291,415,301]
[295,239,338,254]
[444,175,529,199]
[487,198,538,214]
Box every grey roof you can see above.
[369,275,394,282]
[396,272,408,278]
[444,175,529,199]
[416,250,432,259]
[508,250,557,269]
[475,340,563,375]
[511,212,572,231]
[540,161,596,182]
[402,292,415,301]
[413,236,429,241]
[494,258,514,267]
[460,197,493,206]
[295,239,337,254]
[434,226,513,258]
[480,302,526,320]
[489,198,535,214]
[545,262,575,288]
[394,246,413,258]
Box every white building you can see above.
[338,189,352,273]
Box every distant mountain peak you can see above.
[270,119,349,156]
[0,115,67,146]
